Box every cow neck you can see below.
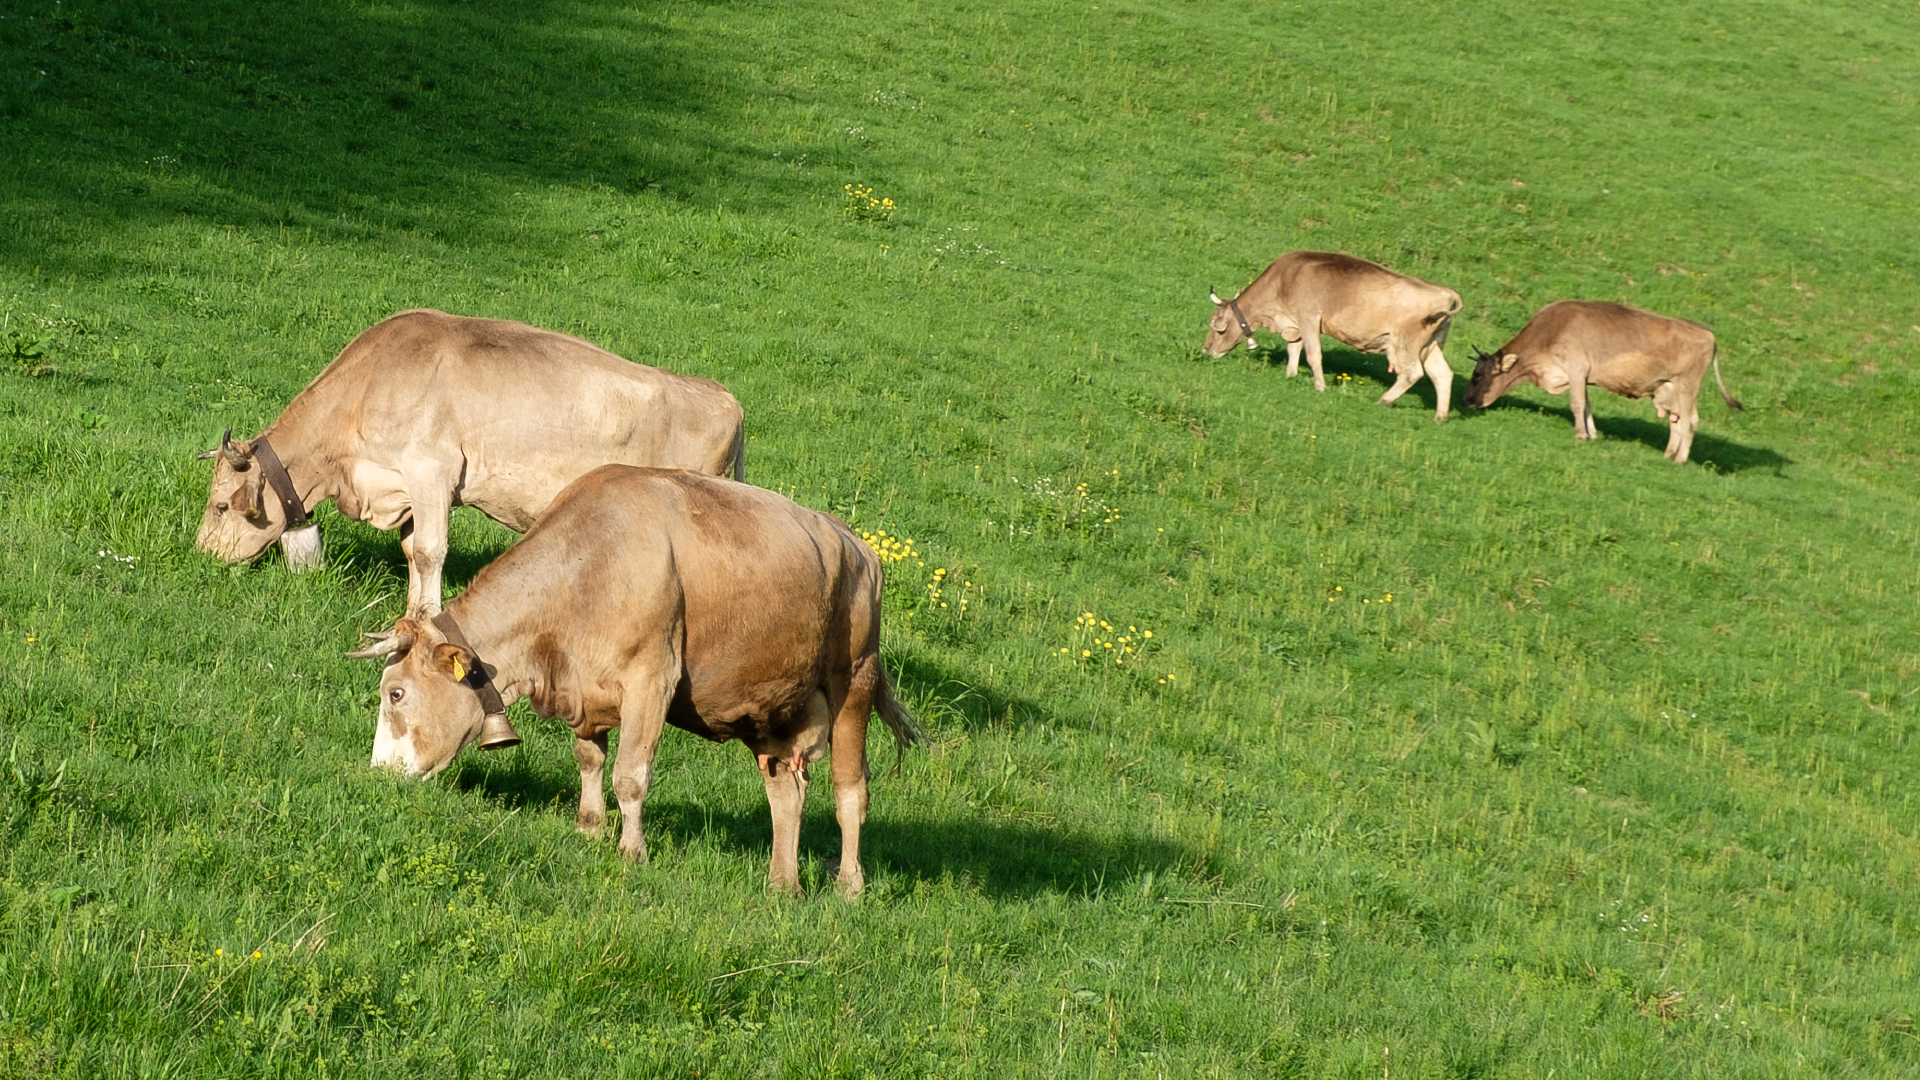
[248,436,312,530]
[1226,294,1257,340]
[430,609,513,725]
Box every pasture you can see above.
[2,0,1917,1075]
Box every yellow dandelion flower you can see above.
[1143,630,1153,638]
[252,951,262,960]
[1082,649,1092,658]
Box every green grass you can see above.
[3,0,1918,1076]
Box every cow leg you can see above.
[1423,345,1454,423]
[574,731,609,837]
[757,690,834,896]
[758,753,809,897]
[399,486,453,617]
[1569,381,1596,442]
[830,679,875,898]
[1659,383,1700,464]
[1375,345,1424,410]
[1284,333,1305,378]
[1302,320,1328,391]
[608,665,678,864]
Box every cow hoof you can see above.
[1433,414,1449,425]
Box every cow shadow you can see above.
[318,507,518,614]
[451,755,1192,901]
[1463,398,1792,475]
[443,655,1184,899]
[885,650,1053,733]
[1257,344,1444,414]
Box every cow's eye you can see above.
[388,687,405,705]
[216,502,229,513]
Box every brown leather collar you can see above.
[430,611,508,721]
[249,436,312,529]
[1226,295,1256,341]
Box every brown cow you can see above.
[350,465,924,897]
[1206,251,1463,421]
[195,309,744,616]
[1462,300,1742,464]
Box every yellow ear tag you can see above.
[450,657,467,682]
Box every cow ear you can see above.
[1499,354,1518,372]
[432,642,477,683]
[231,465,268,520]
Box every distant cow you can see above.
[1207,251,1463,422]
[194,309,745,616]
[350,465,924,897]
[1462,300,1742,464]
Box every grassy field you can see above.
[3,0,1918,1076]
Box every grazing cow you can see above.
[349,465,924,897]
[1206,251,1463,422]
[1462,300,1742,464]
[194,309,744,616]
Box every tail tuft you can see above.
[871,666,925,776]
[1709,343,1743,411]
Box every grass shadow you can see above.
[1463,398,1792,474]
[0,0,755,279]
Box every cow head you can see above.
[1462,349,1521,410]
[194,428,285,563]
[1204,289,1258,357]
[349,618,487,779]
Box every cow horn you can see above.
[346,631,413,659]
[1209,289,1225,305]
[219,427,248,468]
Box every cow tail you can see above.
[1710,342,1743,412]
[871,666,926,777]
[729,420,747,482]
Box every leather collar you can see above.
[1226,295,1256,341]
[250,436,312,529]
